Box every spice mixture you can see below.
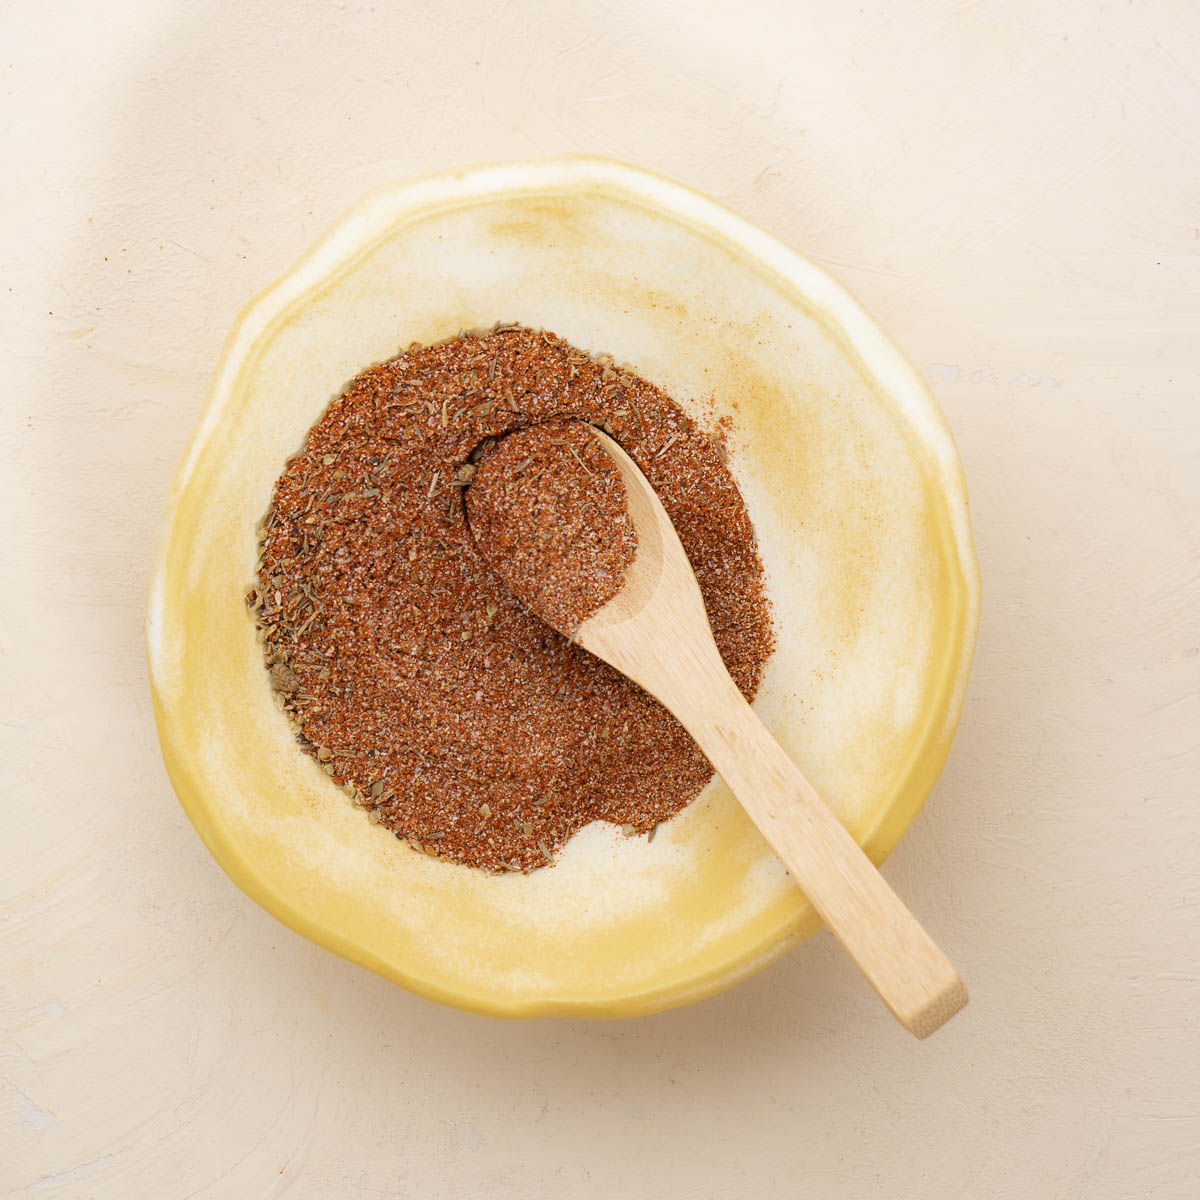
[248,325,773,872]
[465,420,637,634]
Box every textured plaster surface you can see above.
[1,2,1197,1197]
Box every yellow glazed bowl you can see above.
[148,158,979,1017]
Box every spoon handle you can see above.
[578,427,966,1036]
[679,666,967,1039]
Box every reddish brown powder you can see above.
[466,420,637,634]
[249,325,773,872]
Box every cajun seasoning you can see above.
[466,419,637,633]
[248,325,774,872]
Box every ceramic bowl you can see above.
[148,158,979,1017]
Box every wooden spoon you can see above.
[576,429,967,1038]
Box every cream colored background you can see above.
[2,1,1197,1197]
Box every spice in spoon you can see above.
[466,420,637,634]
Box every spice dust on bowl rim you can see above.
[148,157,980,1019]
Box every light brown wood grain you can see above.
[577,430,967,1038]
